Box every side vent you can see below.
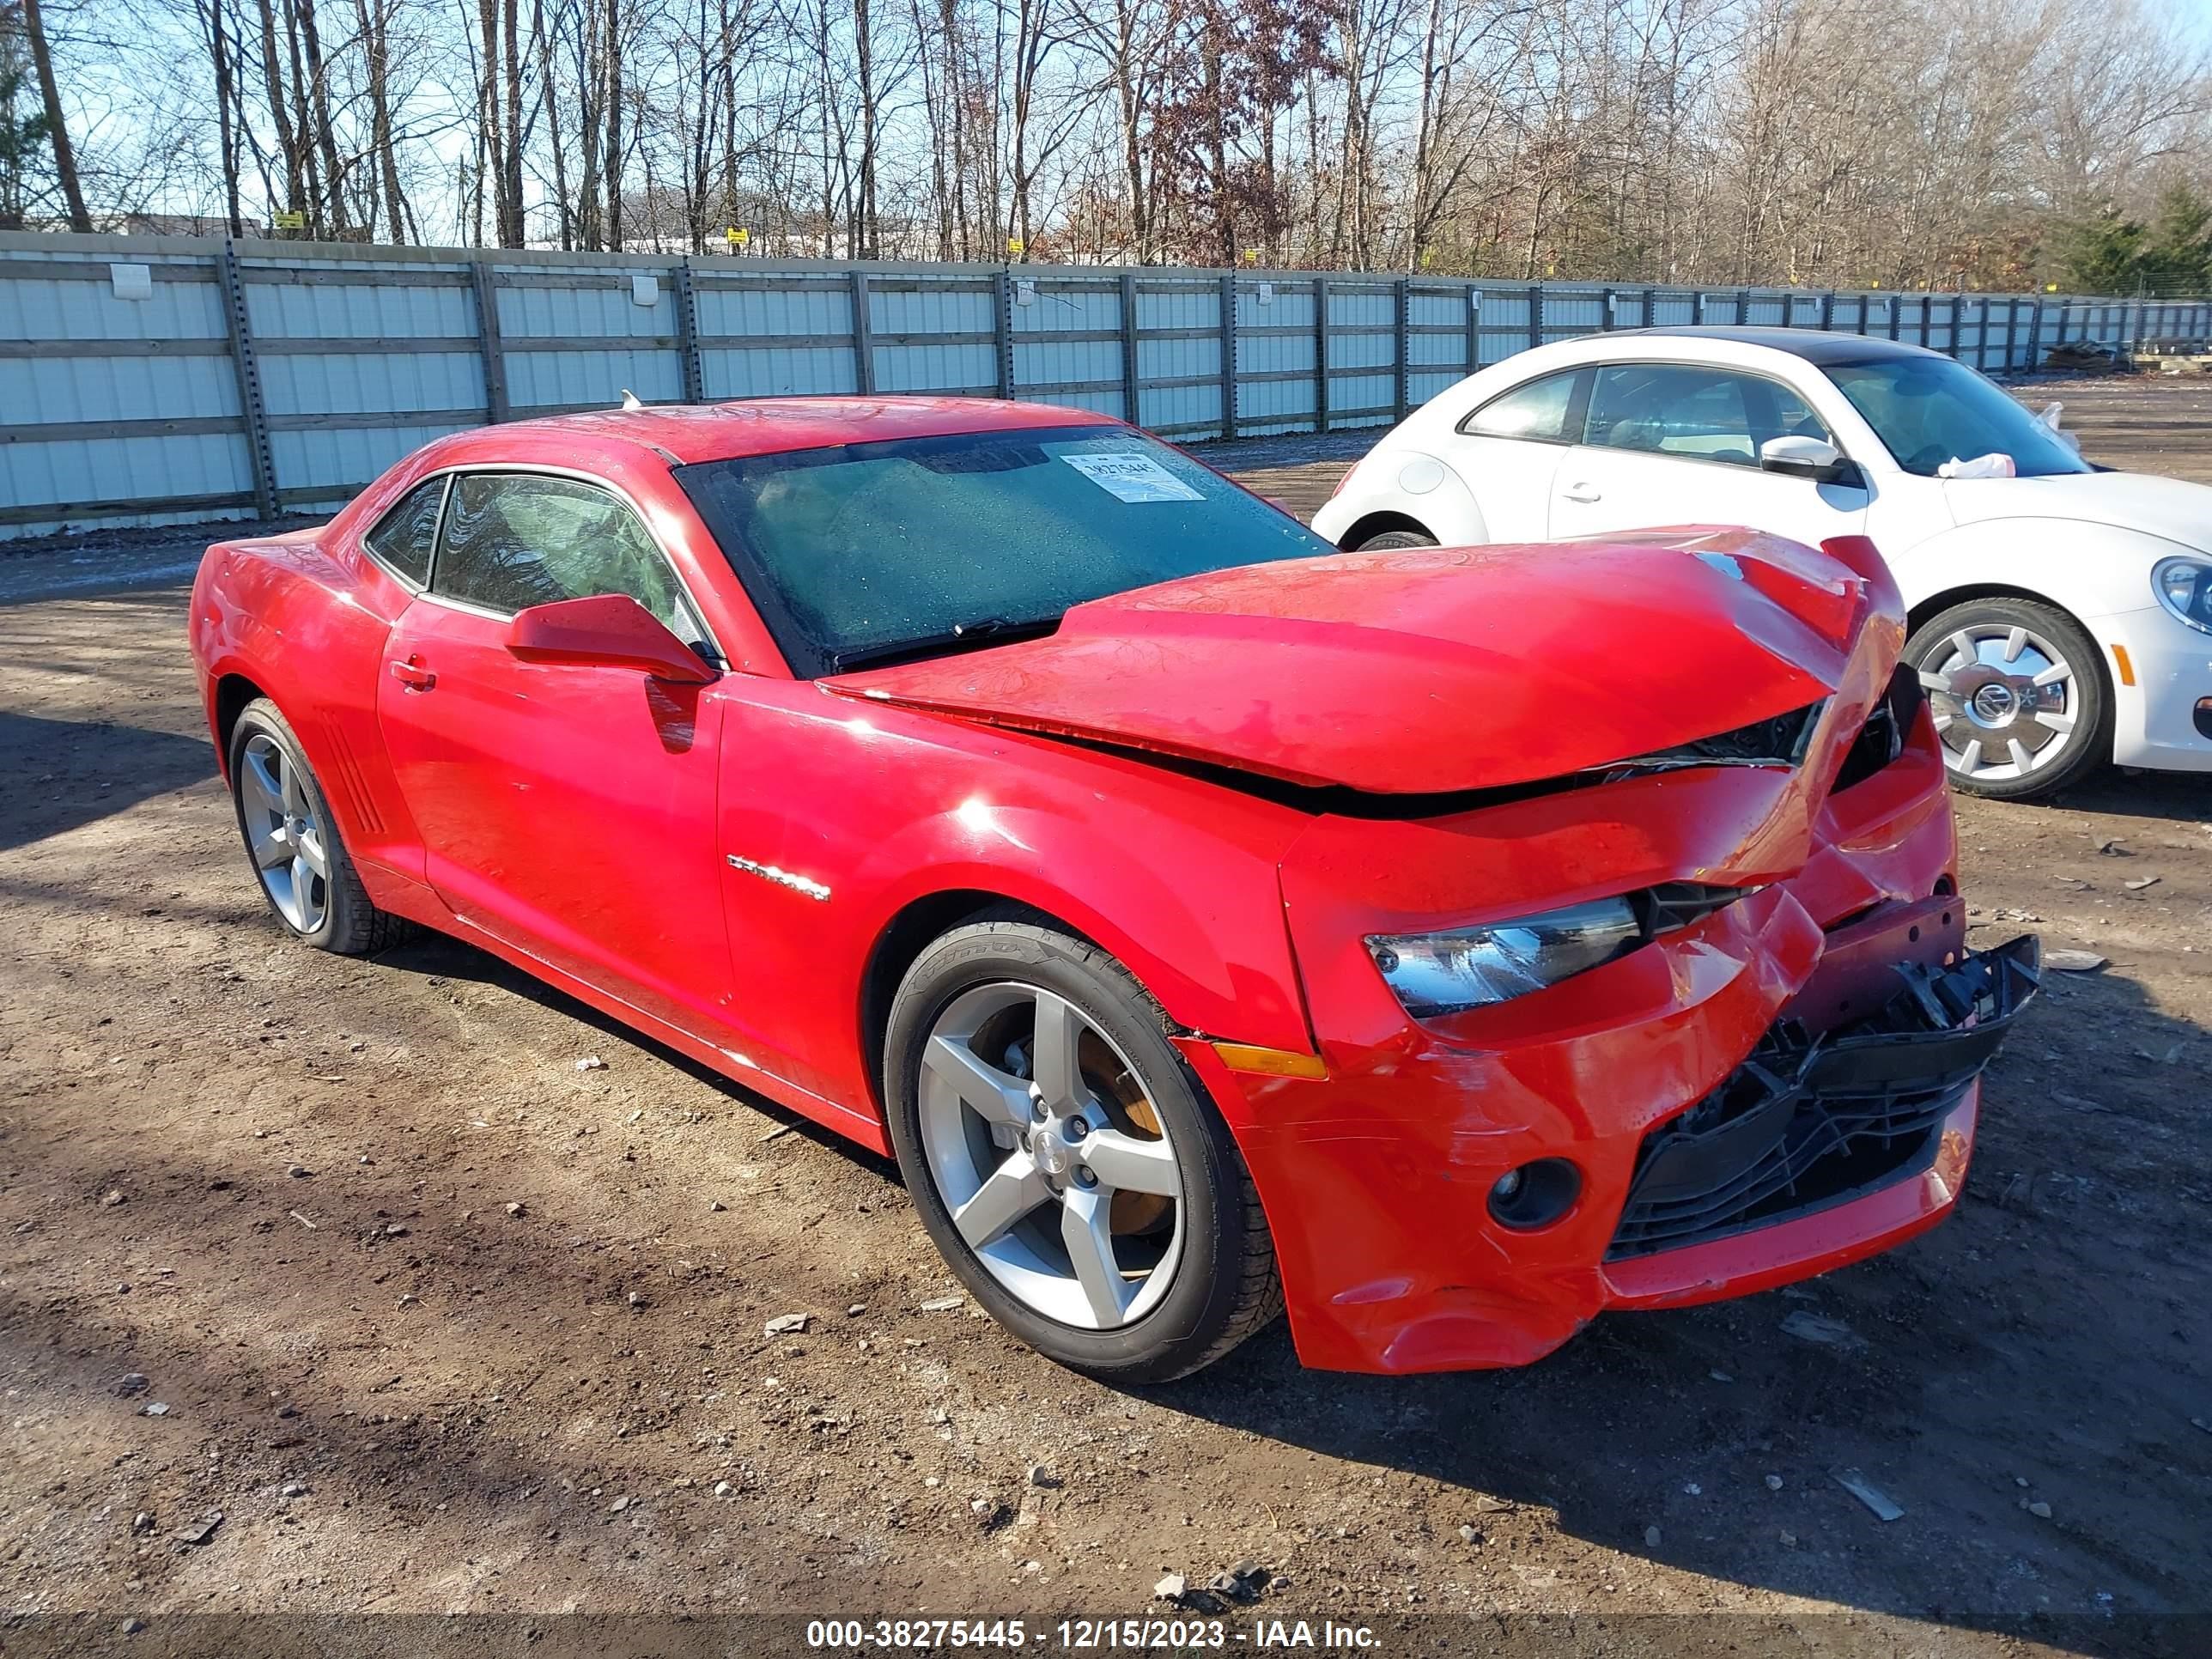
[319,720,384,837]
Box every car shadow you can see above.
[0,712,216,853]
[2045,767,2212,826]
[367,926,896,1175]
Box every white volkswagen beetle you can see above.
[1311,325,2212,799]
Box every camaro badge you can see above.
[726,854,831,902]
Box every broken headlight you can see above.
[1366,897,1641,1017]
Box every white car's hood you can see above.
[1943,470,2212,551]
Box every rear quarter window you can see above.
[1459,370,1583,442]
[362,478,445,585]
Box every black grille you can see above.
[1607,937,2038,1259]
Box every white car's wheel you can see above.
[1904,599,2109,800]
[1348,526,1437,552]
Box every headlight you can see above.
[2153,556,2212,635]
[1366,897,1640,1017]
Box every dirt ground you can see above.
[1,376,2207,1658]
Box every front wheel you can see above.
[1350,526,1437,551]
[1904,599,2109,800]
[882,914,1280,1383]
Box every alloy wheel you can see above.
[916,982,1186,1330]
[1917,623,2079,785]
[238,732,331,934]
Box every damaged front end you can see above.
[1610,936,2039,1258]
[1178,550,2033,1373]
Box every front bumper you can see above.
[2100,605,2212,774]
[1188,926,2034,1374]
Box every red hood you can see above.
[824,527,1904,795]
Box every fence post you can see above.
[1644,284,1657,331]
[674,258,704,403]
[2027,297,2045,369]
[1820,290,1834,332]
[1464,284,1481,381]
[1313,276,1330,433]
[1692,289,1706,325]
[1393,277,1410,418]
[1601,286,1615,331]
[848,269,876,396]
[1527,284,1542,351]
[992,271,1015,399]
[1218,271,1238,440]
[1735,288,1750,325]
[470,258,508,422]
[1119,271,1140,427]
[217,240,278,521]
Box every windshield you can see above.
[1824,357,2090,478]
[676,423,1330,674]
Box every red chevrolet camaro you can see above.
[190,397,2038,1381]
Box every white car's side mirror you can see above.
[1759,434,1842,475]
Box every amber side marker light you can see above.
[1212,1042,1328,1080]
[2111,643,2136,687]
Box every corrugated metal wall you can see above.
[3,229,2207,540]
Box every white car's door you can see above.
[1440,366,1582,542]
[1549,362,1870,547]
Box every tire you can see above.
[228,697,410,954]
[1351,526,1437,551]
[1903,598,2110,801]
[883,912,1279,1383]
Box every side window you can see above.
[362,477,445,585]
[1760,381,1832,445]
[434,473,704,647]
[1460,370,1583,442]
[1586,366,1759,466]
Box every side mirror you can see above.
[507,593,717,685]
[1760,434,1840,476]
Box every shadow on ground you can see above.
[0,712,216,853]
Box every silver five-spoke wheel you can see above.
[917,982,1185,1330]
[238,730,331,934]
[1917,622,2079,785]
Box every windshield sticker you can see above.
[1059,451,1206,503]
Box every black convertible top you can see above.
[1622,325,1945,366]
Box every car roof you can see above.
[474,396,1121,468]
[1614,325,1946,366]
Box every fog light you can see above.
[2195,697,2212,741]
[1488,1158,1581,1230]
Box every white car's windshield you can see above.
[1824,358,2090,479]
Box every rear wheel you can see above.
[883,914,1279,1382]
[1905,599,2108,800]
[228,698,408,954]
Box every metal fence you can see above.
[3,228,2207,541]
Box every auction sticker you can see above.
[1060,450,1205,503]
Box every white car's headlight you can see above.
[1366,897,1641,1017]
[2153,556,2212,635]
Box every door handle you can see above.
[1561,481,1602,503]
[389,656,436,692]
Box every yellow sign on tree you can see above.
[726,226,749,246]
[272,210,307,231]
[1007,237,1025,257]
[1243,248,1259,264]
